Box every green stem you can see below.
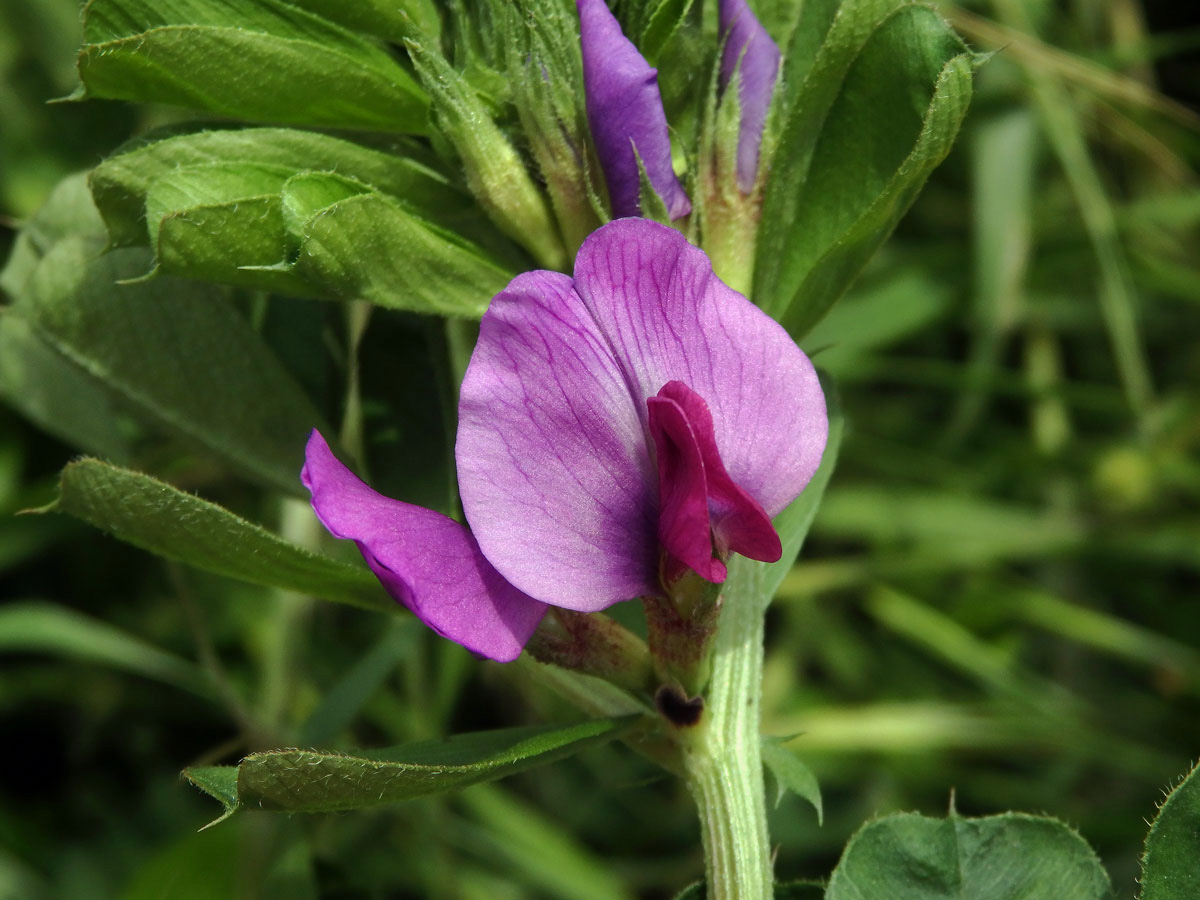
[679,561,773,900]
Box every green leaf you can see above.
[0,601,214,698]
[286,0,440,43]
[90,127,466,249]
[825,810,1111,899]
[50,458,392,614]
[760,738,822,824]
[75,0,429,133]
[1141,762,1200,898]
[144,161,313,293]
[0,311,138,463]
[15,239,326,493]
[185,717,638,819]
[756,2,976,337]
[1,172,106,300]
[288,191,513,316]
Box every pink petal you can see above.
[302,430,547,662]
[649,381,779,585]
[572,219,827,517]
[456,271,660,611]
[647,387,725,583]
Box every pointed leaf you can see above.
[1141,762,1200,899]
[76,0,429,133]
[185,717,638,817]
[826,810,1110,899]
[51,458,392,613]
[761,737,822,824]
[756,1,976,337]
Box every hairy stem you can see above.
[679,558,772,899]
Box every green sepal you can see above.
[406,33,567,270]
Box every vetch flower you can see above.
[303,218,826,662]
[718,0,781,193]
[578,0,691,220]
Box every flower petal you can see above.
[302,430,547,662]
[456,271,660,611]
[719,0,781,192]
[572,218,827,517]
[653,380,780,569]
[648,387,726,584]
[577,0,691,219]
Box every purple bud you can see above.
[719,0,781,192]
[577,0,691,219]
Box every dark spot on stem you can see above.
[655,684,705,727]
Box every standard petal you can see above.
[719,0,781,192]
[572,218,827,517]
[577,0,691,219]
[302,430,547,662]
[456,270,660,611]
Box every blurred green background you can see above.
[1,0,1198,897]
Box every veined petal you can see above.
[456,271,660,611]
[719,0,781,192]
[573,218,827,516]
[302,431,547,662]
[578,0,691,219]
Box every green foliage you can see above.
[49,458,390,613]
[286,0,440,43]
[187,717,638,821]
[75,0,429,132]
[755,0,977,337]
[1,0,1197,896]
[0,601,214,697]
[87,129,510,311]
[90,127,468,248]
[826,810,1111,899]
[1140,763,1200,898]
[11,238,323,493]
[761,738,823,824]
[635,0,694,66]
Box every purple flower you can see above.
[577,0,691,220]
[719,0,781,193]
[304,218,826,662]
